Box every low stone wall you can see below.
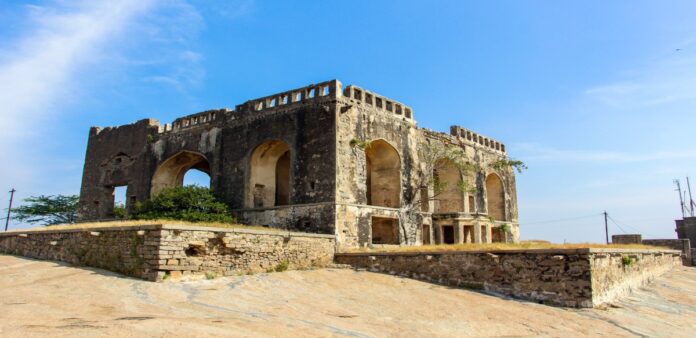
[0,224,335,281]
[642,239,691,266]
[335,248,681,308]
[589,250,680,305]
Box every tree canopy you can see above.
[132,185,236,223]
[12,195,79,225]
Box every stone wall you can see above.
[0,226,156,279]
[642,239,691,266]
[334,248,681,308]
[612,234,642,244]
[589,250,681,305]
[0,224,335,281]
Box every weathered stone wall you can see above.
[589,250,682,305]
[676,217,696,247]
[612,234,642,244]
[335,248,681,308]
[0,225,335,281]
[0,227,158,279]
[642,238,691,265]
[153,225,335,280]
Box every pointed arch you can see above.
[485,173,506,221]
[248,140,291,208]
[365,139,401,208]
[433,158,464,213]
[151,151,210,195]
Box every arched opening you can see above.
[249,140,291,208]
[365,140,401,208]
[183,169,211,188]
[151,151,210,195]
[485,173,506,221]
[433,158,464,213]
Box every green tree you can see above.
[398,141,477,244]
[12,195,80,225]
[490,158,528,173]
[132,185,236,223]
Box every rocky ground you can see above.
[0,254,694,337]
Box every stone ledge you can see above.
[0,224,336,240]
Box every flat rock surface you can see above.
[0,254,694,337]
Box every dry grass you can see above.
[344,240,668,253]
[12,220,281,233]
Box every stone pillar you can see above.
[455,221,464,244]
[485,224,492,244]
[473,221,482,243]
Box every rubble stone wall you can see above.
[642,239,691,265]
[334,248,681,308]
[589,250,681,305]
[0,225,335,281]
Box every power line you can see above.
[607,215,662,238]
[606,215,628,234]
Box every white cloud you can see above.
[0,0,206,209]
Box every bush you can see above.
[132,186,236,223]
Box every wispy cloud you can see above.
[514,143,696,164]
[0,1,155,137]
[0,1,204,198]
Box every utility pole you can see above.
[5,188,16,232]
[604,211,609,244]
[675,179,686,218]
[687,177,695,217]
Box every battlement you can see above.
[151,80,414,132]
[450,126,506,154]
[235,80,341,113]
[343,85,414,120]
[160,109,230,133]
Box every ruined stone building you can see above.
[78,80,519,248]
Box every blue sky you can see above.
[1,1,695,242]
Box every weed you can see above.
[622,256,639,267]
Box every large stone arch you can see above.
[485,173,506,221]
[248,140,291,208]
[366,139,401,208]
[151,151,210,195]
[433,158,464,213]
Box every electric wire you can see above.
[606,215,628,234]
[607,215,662,238]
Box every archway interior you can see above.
[151,151,210,195]
[433,158,464,213]
[249,140,291,208]
[365,140,401,208]
[485,173,506,221]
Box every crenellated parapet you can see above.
[235,80,341,113]
[160,109,230,133]
[343,84,414,120]
[450,126,506,154]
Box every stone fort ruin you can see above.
[78,80,519,248]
